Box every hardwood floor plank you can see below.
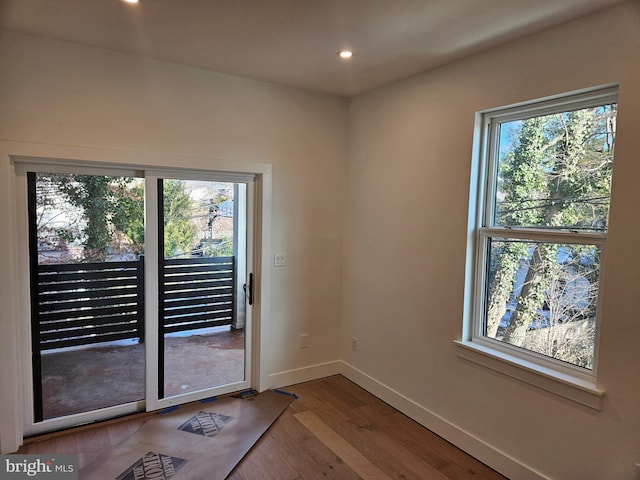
[257,413,360,480]
[339,388,507,480]
[285,377,505,480]
[439,462,507,480]
[290,380,447,480]
[15,375,508,480]
[294,410,394,480]
[349,406,452,480]
[356,404,453,470]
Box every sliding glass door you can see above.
[27,171,146,423]
[157,178,248,401]
[23,166,253,435]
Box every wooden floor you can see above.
[18,375,507,480]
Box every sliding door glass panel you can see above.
[159,179,245,398]
[28,172,145,421]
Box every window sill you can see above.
[454,340,604,410]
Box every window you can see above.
[459,86,618,407]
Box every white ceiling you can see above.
[0,0,628,96]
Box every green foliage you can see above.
[53,174,134,261]
[487,103,616,363]
[485,241,528,337]
[503,243,557,343]
[213,192,230,204]
[162,179,197,258]
[111,181,145,254]
[38,175,218,262]
[213,236,234,257]
[497,106,615,230]
[499,117,549,226]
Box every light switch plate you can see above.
[274,253,286,267]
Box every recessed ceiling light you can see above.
[122,0,139,4]
[338,50,354,59]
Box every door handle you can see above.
[243,273,254,305]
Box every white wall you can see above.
[342,2,640,479]
[2,2,640,478]
[0,30,347,450]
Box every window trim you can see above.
[458,84,618,410]
[453,340,604,410]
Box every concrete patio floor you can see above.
[40,326,245,419]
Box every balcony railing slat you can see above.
[164,318,233,334]
[40,313,140,331]
[164,296,233,309]
[164,288,233,302]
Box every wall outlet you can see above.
[299,334,309,349]
[351,337,358,352]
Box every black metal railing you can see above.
[160,256,235,333]
[33,255,237,351]
[35,257,146,351]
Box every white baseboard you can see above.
[338,361,550,480]
[266,359,548,479]
[267,360,342,390]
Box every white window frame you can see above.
[456,85,619,410]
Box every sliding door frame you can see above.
[3,143,272,446]
[144,170,256,411]
[16,162,146,436]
